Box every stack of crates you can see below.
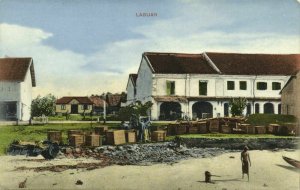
[85,134,101,147]
[106,130,126,145]
[268,124,280,134]
[175,124,187,135]
[198,121,208,134]
[94,126,108,135]
[255,126,266,134]
[246,125,255,134]
[167,124,177,136]
[209,119,219,133]
[69,134,85,147]
[188,122,199,134]
[125,130,136,143]
[68,130,84,145]
[221,125,231,134]
[47,131,62,144]
[152,131,166,142]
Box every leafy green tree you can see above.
[118,101,153,121]
[31,94,56,117]
[229,97,247,116]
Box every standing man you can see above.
[241,146,251,181]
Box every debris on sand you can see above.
[15,157,111,172]
[18,178,27,188]
[229,156,235,159]
[75,180,83,185]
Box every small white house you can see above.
[0,57,36,121]
[127,52,300,120]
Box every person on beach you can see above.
[241,146,251,181]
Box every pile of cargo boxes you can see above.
[46,125,168,147]
[163,117,298,136]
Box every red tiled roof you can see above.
[206,52,300,75]
[143,52,300,75]
[0,57,36,86]
[89,96,106,107]
[56,96,93,104]
[144,52,218,74]
[106,94,122,106]
[129,74,138,86]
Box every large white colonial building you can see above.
[0,58,36,121]
[126,52,300,120]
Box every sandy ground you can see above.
[0,150,299,190]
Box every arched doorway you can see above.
[159,102,181,120]
[264,103,274,114]
[192,101,213,119]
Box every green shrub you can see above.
[246,114,297,126]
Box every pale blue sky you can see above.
[0,0,299,97]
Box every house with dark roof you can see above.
[126,74,138,105]
[89,95,106,114]
[127,52,300,120]
[55,96,93,114]
[106,94,122,114]
[0,57,36,121]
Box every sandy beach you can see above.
[0,150,299,190]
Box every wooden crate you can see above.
[188,123,199,134]
[152,131,166,142]
[198,121,208,134]
[47,131,62,144]
[94,126,109,135]
[239,124,250,132]
[255,126,266,134]
[125,131,136,143]
[209,119,219,133]
[85,134,101,147]
[246,125,255,134]
[167,124,177,136]
[175,124,187,135]
[106,130,126,145]
[268,124,280,134]
[68,130,83,138]
[228,121,238,129]
[221,125,231,134]
[69,134,85,147]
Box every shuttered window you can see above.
[239,81,247,90]
[199,81,208,95]
[227,81,235,90]
[166,81,175,95]
[257,82,267,90]
[272,82,281,90]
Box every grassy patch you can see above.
[0,123,118,156]
[246,114,297,126]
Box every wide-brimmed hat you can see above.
[244,146,249,150]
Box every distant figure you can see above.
[241,146,251,181]
[204,171,212,183]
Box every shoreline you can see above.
[0,150,299,190]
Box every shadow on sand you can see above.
[276,164,300,173]
[197,178,244,184]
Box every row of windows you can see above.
[227,81,281,91]
[166,80,282,95]
[61,105,90,110]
